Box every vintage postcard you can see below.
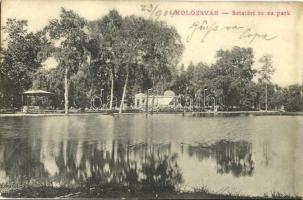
[0,0,303,199]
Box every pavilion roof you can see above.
[23,90,53,95]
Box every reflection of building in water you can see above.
[1,138,182,192]
[181,140,254,177]
[215,140,254,177]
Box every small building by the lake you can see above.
[134,90,180,111]
[22,90,54,113]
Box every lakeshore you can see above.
[1,110,303,117]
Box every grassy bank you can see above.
[1,185,301,199]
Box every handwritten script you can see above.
[186,20,278,44]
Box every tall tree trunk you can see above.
[192,96,195,111]
[151,77,155,113]
[64,66,69,115]
[119,71,129,114]
[265,83,268,111]
[109,69,114,110]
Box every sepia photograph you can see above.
[0,0,303,198]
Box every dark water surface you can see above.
[0,114,302,197]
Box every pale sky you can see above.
[1,0,303,86]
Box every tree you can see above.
[114,15,183,114]
[171,64,188,96]
[282,84,303,112]
[258,55,275,111]
[88,10,124,110]
[0,19,50,108]
[44,8,88,114]
[212,47,256,110]
[117,16,144,114]
[141,20,183,95]
[31,68,64,109]
[268,84,284,110]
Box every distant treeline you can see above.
[0,8,302,112]
[172,55,303,112]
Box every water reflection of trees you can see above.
[182,140,254,177]
[2,138,49,185]
[1,138,183,193]
[1,133,253,195]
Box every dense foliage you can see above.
[171,56,303,111]
[0,8,302,112]
[0,19,50,108]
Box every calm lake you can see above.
[0,114,302,197]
